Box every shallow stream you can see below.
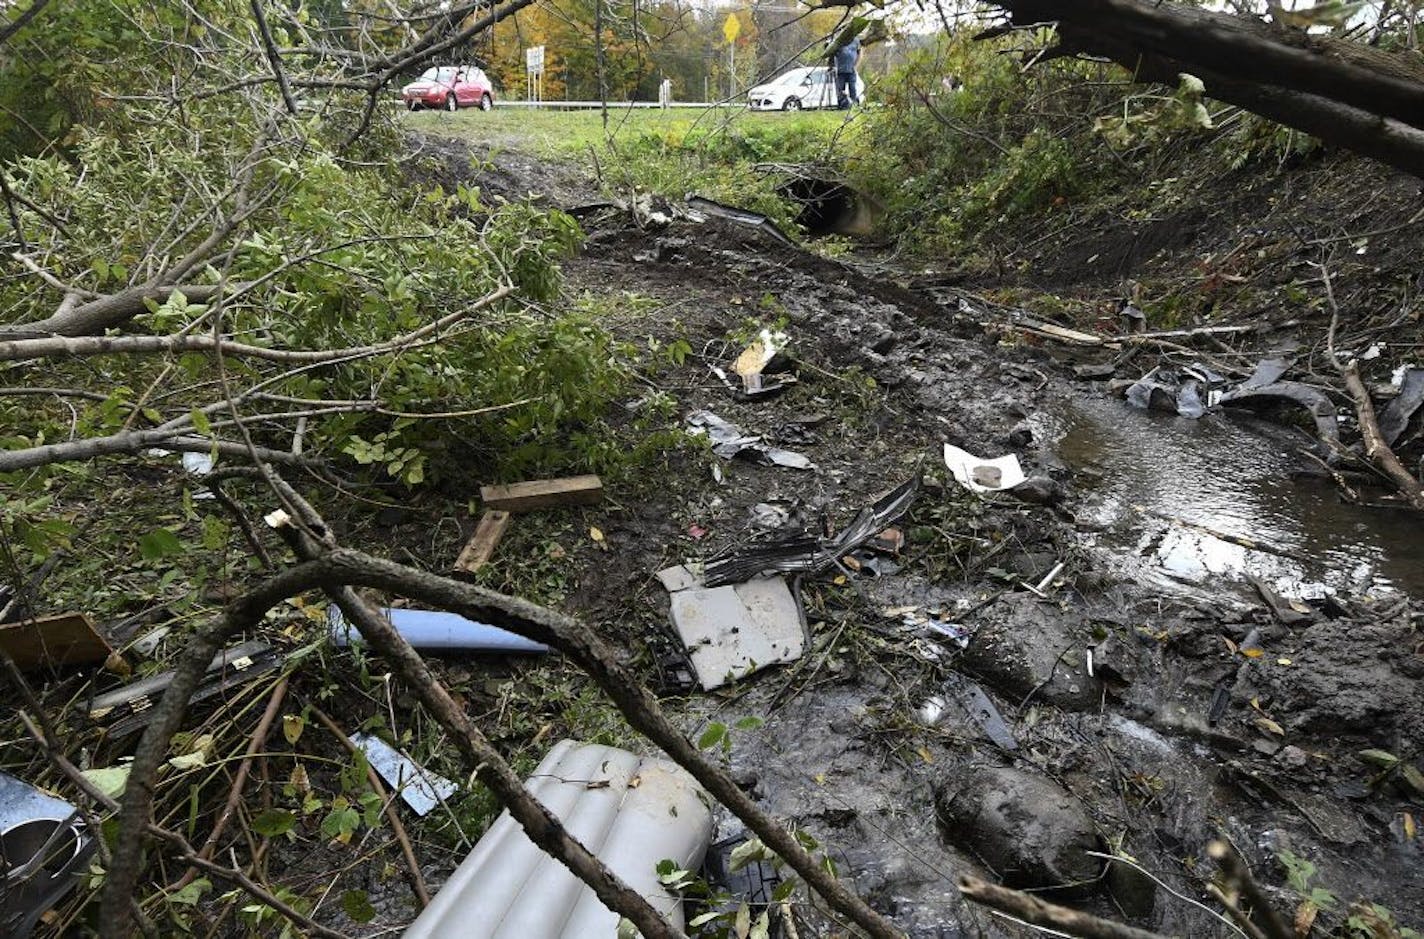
[1038,397,1424,599]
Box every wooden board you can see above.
[453,510,512,573]
[0,612,113,670]
[480,475,604,513]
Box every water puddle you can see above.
[1040,397,1424,599]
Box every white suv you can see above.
[746,66,863,111]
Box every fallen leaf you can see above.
[916,746,934,764]
[1255,717,1285,736]
[1277,657,1292,666]
[1242,647,1265,658]
[283,714,304,745]
[82,765,130,799]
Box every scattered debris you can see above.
[687,409,815,470]
[329,606,549,654]
[349,732,458,816]
[1248,575,1316,627]
[685,194,797,248]
[0,612,114,670]
[1217,380,1340,450]
[943,444,1027,493]
[0,772,95,937]
[480,475,605,512]
[88,640,282,737]
[453,509,512,574]
[660,566,807,690]
[732,328,794,397]
[1124,364,1218,417]
[403,739,712,937]
[1380,365,1424,446]
[703,476,919,586]
[920,672,1018,750]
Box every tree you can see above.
[980,0,1424,177]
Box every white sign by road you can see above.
[525,45,545,75]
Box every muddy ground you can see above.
[310,137,1424,937]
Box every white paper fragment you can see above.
[350,732,457,816]
[943,443,1027,493]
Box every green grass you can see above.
[406,105,856,160]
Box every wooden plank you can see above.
[453,510,512,573]
[480,475,604,513]
[0,612,114,670]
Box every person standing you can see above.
[834,34,861,109]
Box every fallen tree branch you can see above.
[0,429,312,473]
[957,874,1167,939]
[1341,361,1424,509]
[1207,841,1294,939]
[6,283,252,339]
[14,707,349,939]
[100,535,904,939]
[0,283,514,362]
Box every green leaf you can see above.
[733,716,764,731]
[190,409,211,434]
[1359,749,1400,769]
[82,765,130,799]
[139,528,183,560]
[616,918,637,939]
[251,809,296,838]
[697,722,727,750]
[771,877,798,902]
[341,890,376,923]
[168,877,212,906]
[734,902,751,939]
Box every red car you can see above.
[402,66,495,112]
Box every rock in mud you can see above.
[1009,475,1063,506]
[959,594,1100,710]
[936,767,1100,895]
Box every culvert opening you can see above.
[779,175,871,238]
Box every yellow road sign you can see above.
[723,13,740,44]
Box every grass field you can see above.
[403,104,861,160]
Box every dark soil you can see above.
[340,135,1424,938]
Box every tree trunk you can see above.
[990,0,1424,178]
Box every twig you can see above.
[15,709,349,939]
[249,0,298,114]
[957,874,1167,939]
[304,699,430,908]
[1207,841,1295,939]
[171,675,289,891]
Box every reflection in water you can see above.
[1043,398,1424,598]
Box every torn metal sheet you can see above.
[687,409,814,470]
[1238,356,1292,392]
[667,577,806,690]
[1217,380,1340,450]
[703,476,919,586]
[329,606,548,654]
[685,195,797,248]
[0,772,95,938]
[350,732,457,816]
[403,740,712,939]
[940,672,1018,751]
[943,443,1027,493]
[1380,366,1424,446]
[88,640,281,737]
[1124,365,1221,418]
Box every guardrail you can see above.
[491,100,743,110]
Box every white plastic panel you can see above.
[403,741,713,939]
